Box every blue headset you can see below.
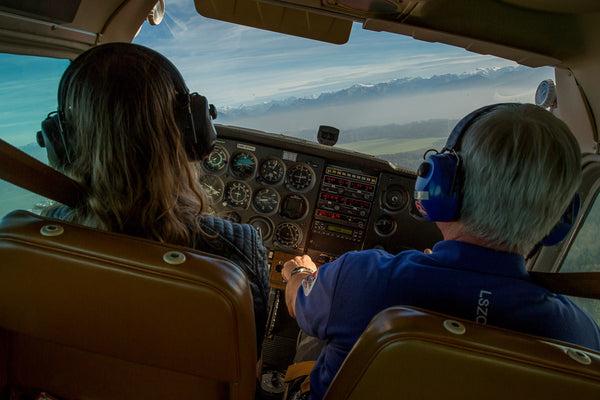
[414,103,579,246]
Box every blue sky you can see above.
[1,0,534,146]
[0,55,68,147]
[132,0,518,107]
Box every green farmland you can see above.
[339,137,446,156]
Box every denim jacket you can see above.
[195,215,270,351]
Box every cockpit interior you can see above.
[2,1,600,399]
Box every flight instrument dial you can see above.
[259,158,285,184]
[203,145,228,172]
[230,151,257,179]
[199,174,224,204]
[274,222,303,248]
[225,181,252,209]
[253,187,280,215]
[249,217,274,241]
[286,163,315,192]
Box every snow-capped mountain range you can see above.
[218,66,551,121]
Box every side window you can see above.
[0,53,68,218]
[559,188,600,325]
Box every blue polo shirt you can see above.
[295,240,600,400]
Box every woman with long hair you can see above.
[41,42,269,353]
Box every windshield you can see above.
[0,0,552,217]
[132,1,552,169]
[0,54,68,217]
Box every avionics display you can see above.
[312,165,378,253]
[328,225,353,235]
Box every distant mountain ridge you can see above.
[218,66,548,121]
[290,119,456,143]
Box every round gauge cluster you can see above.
[203,145,228,173]
[274,222,303,248]
[286,163,315,192]
[382,186,409,213]
[222,211,242,223]
[374,215,396,236]
[225,181,252,209]
[280,194,308,220]
[199,175,225,204]
[200,142,321,251]
[230,151,257,179]
[259,158,285,184]
[249,216,274,241]
[253,187,280,215]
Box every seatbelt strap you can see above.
[529,271,600,300]
[284,361,315,396]
[3,140,600,299]
[284,361,316,382]
[0,139,84,207]
[300,376,311,394]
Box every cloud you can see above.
[136,1,543,110]
[177,50,517,106]
[132,1,523,106]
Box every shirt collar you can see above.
[430,240,528,279]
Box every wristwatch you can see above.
[290,266,314,277]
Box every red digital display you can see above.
[350,181,375,192]
[321,193,345,203]
[325,176,349,186]
[317,210,342,219]
[346,198,370,208]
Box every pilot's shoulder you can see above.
[198,215,260,247]
[333,248,427,277]
[340,247,416,263]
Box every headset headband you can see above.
[443,103,520,152]
[38,42,217,168]
[57,43,190,112]
[414,102,580,247]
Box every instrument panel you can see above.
[196,140,324,252]
[196,127,443,273]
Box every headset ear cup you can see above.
[540,194,580,246]
[183,93,217,160]
[414,153,460,222]
[40,113,70,169]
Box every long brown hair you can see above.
[57,43,209,245]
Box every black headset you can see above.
[414,103,579,246]
[37,42,217,169]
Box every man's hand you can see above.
[281,255,317,281]
[281,255,317,319]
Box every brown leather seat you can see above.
[0,210,257,400]
[323,306,600,399]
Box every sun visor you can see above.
[194,0,352,45]
[0,0,81,24]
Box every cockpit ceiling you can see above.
[197,0,599,67]
[0,0,155,58]
[243,0,600,66]
[0,0,599,66]
[499,0,600,14]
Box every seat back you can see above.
[324,306,600,399]
[0,210,257,400]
